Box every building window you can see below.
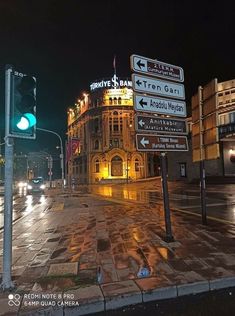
[179,163,186,177]
[135,159,140,172]
[94,118,99,133]
[109,98,112,105]
[94,140,99,150]
[113,123,119,131]
[118,97,122,104]
[113,139,119,148]
[113,97,117,105]
[95,159,100,173]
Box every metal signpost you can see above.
[132,74,185,99]
[136,134,188,151]
[131,54,184,82]
[134,93,187,117]
[135,115,187,134]
[131,54,187,242]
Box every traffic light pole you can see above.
[1,66,15,289]
[1,138,15,290]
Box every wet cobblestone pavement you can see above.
[1,187,235,314]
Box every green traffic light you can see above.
[16,113,37,130]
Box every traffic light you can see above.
[10,72,37,139]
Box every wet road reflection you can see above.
[0,193,49,230]
[90,181,235,223]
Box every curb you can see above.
[2,276,235,316]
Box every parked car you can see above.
[27,177,45,194]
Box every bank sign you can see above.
[90,75,132,91]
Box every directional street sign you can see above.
[136,134,188,152]
[132,74,185,100]
[135,114,187,134]
[130,54,184,82]
[134,93,187,117]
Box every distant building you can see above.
[67,75,160,184]
[168,79,235,182]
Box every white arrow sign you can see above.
[138,119,145,127]
[140,137,149,147]
[130,54,184,82]
[134,93,187,117]
[132,74,185,100]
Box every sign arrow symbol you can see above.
[138,119,145,127]
[137,59,145,69]
[136,80,142,86]
[140,137,149,147]
[139,98,147,108]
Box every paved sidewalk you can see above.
[1,189,235,315]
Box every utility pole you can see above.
[37,128,64,188]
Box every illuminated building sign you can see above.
[90,75,132,91]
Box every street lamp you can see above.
[37,128,65,188]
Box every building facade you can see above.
[67,75,160,184]
[168,79,235,182]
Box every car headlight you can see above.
[27,185,32,189]
[40,184,45,189]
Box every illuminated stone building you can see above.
[67,75,160,184]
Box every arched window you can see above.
[113,97,117,105]
[135,159,140,172]
[109,97,112,105]
[95,159,100,173]
[113,111,119,132]
[118,97,122,105]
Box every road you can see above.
[1,179,235,229]
[97,286,235,316]
[89,179,235,224]
[0,179,235,229]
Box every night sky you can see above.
[0,0,235,155]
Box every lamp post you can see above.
[126,153,131,184]
[37,128,64,188]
